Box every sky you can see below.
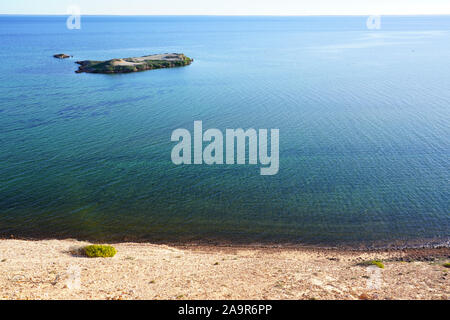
[1,0,450,16]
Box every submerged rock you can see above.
[75,53,193,74]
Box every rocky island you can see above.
[53,54,71,59]
[75,53,193,74]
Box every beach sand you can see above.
[0,239,448,300]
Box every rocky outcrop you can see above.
[75,53,193,74]
[53,54,71,59]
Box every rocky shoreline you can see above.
[0,239,448,300]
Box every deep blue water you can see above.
[0,15,449,247]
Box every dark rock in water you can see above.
[75,53,193,74]
[54,54,71,59]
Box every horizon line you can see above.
[1,13,450,17]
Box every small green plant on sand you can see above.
[443,263,450,268]
[358,260,384,269]
[84,245,117,258]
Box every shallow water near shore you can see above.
[0,16,449,247]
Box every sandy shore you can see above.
[0,239,448,300]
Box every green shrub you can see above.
[370,260,385,268]
[358,260,384,268]
[443,263,450,268]
[84,245,117,258]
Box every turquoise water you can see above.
[0,16,449,247]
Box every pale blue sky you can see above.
[1,0,450,15]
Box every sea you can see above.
[0,15,449,248]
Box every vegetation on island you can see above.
[84,245,117,258]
